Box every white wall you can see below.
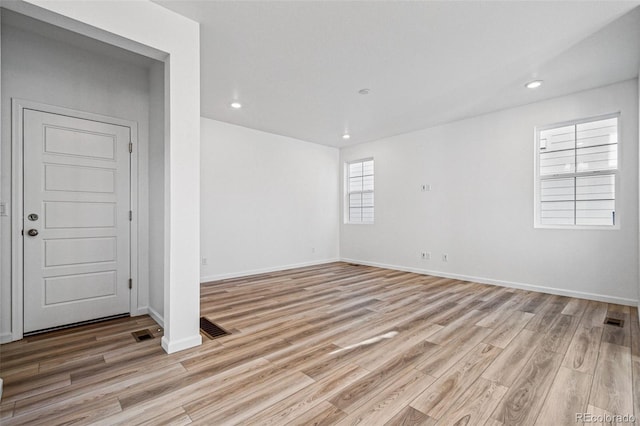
[341,79,639,305]
[200,118,339,281]
[3,0,201,354]
[148,62,165,324]
[0,20,159,340]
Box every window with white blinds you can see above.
[536,114,618,227]
[347,159,374,223]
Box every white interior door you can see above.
[23,108,131,333]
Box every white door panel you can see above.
[23,109,131,333]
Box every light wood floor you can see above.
[1,262,639,425]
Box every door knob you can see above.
[27,229,39,237]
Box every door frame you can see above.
[11,98,140,340]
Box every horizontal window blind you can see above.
[537,115,618,227]
[347,159,374,223]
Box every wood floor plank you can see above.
[355,324,443,372]
[336,369,436,426]
[329,342,435,414]
[539,314,579,354]
[4,396,122,426]
[95,406,192,426]
[524,295,569,334]
[94,357,269,424]
[561,324,603,374]
[410,343,501,419]
[589,342,634,416]
[630,307,640,357]
[581,301,609,327]
[416,325,493,378]
[0,262,636,425]
[602,312,631,348]
[518,292,552,314]
[0,402,15,420]
[11,352,184,416]
[534,367,592,425]
[190,371,315,424]
[284,401,347,426]
[426,309,488,345]
[561,298,588,317]
[241,363,369,425]
[482,310,534,348]
[475,292,530,329]
[384,406,435,426]
[482,329,545,387]
[584,405,623,426]
[490,347,563,425]
[632,355,640,421]
[434,378,507,426]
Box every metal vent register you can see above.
[200,317,230,339]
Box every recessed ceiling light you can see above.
[342,134,351,140]
[525,80,543,89]
[358,88,370,95]
[230,102,242,109]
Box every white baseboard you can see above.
[161,334,202,354]
[341,258,638,307]
[147,306,165,328]
[200,258,340,283]
[0,333,13,344]
[133,306,165,328]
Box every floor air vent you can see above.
[200,317,230,339]
[132,329,155,342]
[603,317,624,327]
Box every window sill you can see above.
[534,224,620,231]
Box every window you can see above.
[347,159,374,223]
[535,114,619,228]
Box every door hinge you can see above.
[129,210,132,221]
[128,278,133,289]
[129,142,133,153]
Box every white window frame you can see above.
[345,158,374,224]
[534,112,620,230]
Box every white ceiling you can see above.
[155,1,640,147]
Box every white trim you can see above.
[10,99,140,341]
[133,306,164,328]
[11,100,25,342]
[148,306,165,329]
[0,333,13,344]
[533,112,621,230]
[200,258,340,283]
[341,257,638,307]
[161,334,201,354]
[345,158,375,225]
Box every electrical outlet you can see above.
[442,254,448,262]
[420,184,431,192]
[421,251,431,260]
[311,247,316,253]
[0,202,6,216]
[201,257,208,266]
